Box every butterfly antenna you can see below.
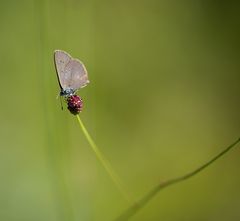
[60,96,63,110]
[56,93,64,110]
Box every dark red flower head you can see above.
[67,95,83,115]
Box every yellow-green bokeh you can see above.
[0,0,239,220]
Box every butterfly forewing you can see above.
[54,50,72,90]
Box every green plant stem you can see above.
[115,137,240,221]
[76,115,133,203]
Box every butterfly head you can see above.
[60,88,75,97]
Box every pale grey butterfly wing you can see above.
[54,50,72,90]
[54,50,89,92]
[64,58,89,91]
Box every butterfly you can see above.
[54,50,89,97]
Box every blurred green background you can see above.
[0,0,240,220]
